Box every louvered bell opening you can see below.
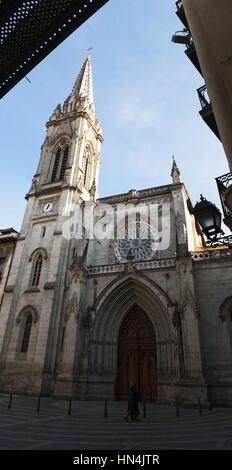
[51,148,61,182]
[59,146,69,180]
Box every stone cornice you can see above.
[26,183,79,199]
[98,183,184,205]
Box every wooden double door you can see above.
[116,305,157,402]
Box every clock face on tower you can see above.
[42,202,53,213]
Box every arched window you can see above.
[59,146,69,180]
[20,314,32,353]
[51,147,61,182]
[83,145,92,188]
[83,157,89,186]
[51,143,69,182]
[30,253,43,287]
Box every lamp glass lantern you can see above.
[192,195,224,241]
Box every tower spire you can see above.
[71,54,94,109]
[49,55,95,121]
[171,155,181,183]
[46,55,102,201]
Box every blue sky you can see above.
[0,0,229,232]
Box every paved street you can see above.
[0,394,231,450]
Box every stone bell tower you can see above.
[37,53,102,201]
[0,55,103,396]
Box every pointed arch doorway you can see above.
[116,305,157,402]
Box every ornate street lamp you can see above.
[193,195,232,247]
[192,194,232,248]
[192,195,224,242]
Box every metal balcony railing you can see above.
[172,29,192,45]
[185,42,202,75]
[197,85,210,109]
[216,172,232,221]
[197,85,221,140]
[175,1,189,29]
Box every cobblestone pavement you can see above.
[0,395,231,450]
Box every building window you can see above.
[51,147,61,182]
[20,314,33,353]
[30,253,43,287]
[59,146,69,180]
[60,326,66,352]
[83,157,89,186]
[83,145,92,188]
[41,226,46,238]
[0,258,5,280]
[51,144,69,182]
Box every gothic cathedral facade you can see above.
[0,57,232,406]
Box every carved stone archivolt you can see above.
[89,275,176,379]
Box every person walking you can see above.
[125,380,141,421]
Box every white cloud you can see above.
[119,94,160,130]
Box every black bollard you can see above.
[68,399,72,415]
[198,398,202,415]
[36,396,41,413]
[104,399,107,417]
[209,403,213,413]
[8,394,13,410]
[176,399,179,417]
[143,401,146,418]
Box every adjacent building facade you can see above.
[0,228,18,312]
[180,0,232,172]
[174,1,232,230]
[0,56,232,406]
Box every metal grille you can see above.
[216,172,232,218]
[0,0,109,98]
